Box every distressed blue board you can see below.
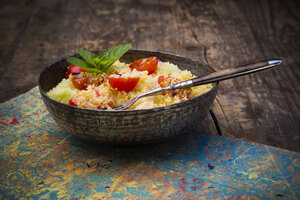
[0,87,299,199]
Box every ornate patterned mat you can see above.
[0,87,299,199]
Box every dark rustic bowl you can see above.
[39,50,218,144]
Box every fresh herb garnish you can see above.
[66,43,132,73]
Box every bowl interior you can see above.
[39,50,216,95]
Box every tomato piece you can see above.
[108,74,140,92]
[68,98,77,106]
[158,75,190,97]
[158,75,174,87]
[94,90,100,97]
[66,64,86,78]
[107,101,114,107]
[129,56,158,75]
[158,75,168,87]
[72,77,91,90]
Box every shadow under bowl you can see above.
[39,50,218,144]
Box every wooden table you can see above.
[0,0,299,152]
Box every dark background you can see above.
[0,0,299,152]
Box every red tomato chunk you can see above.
[108,74,140,92]
[129,56,158,75]
[66,64,86,78]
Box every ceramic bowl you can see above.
[39,50,218,144]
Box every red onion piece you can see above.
[158,60,164,66]
[172,89,178,97]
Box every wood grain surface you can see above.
[0,0,299,152]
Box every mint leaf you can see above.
[91,57,104,69]
[103,43,132,60]
[101,60,116,71]
[66,43,132,74]
[99,43,132,72]
[66,57,102,73]
[78,49,96,64]
[97,52,105,59]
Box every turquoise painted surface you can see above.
[0,87,299,199]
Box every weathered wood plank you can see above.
[0,0,39,96]
[188,0,300,151]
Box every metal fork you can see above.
[113,59,282,110]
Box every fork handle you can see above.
[173,59,282,89]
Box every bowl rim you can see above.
[38,49,218,114]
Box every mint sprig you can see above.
[66,43,132,73]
